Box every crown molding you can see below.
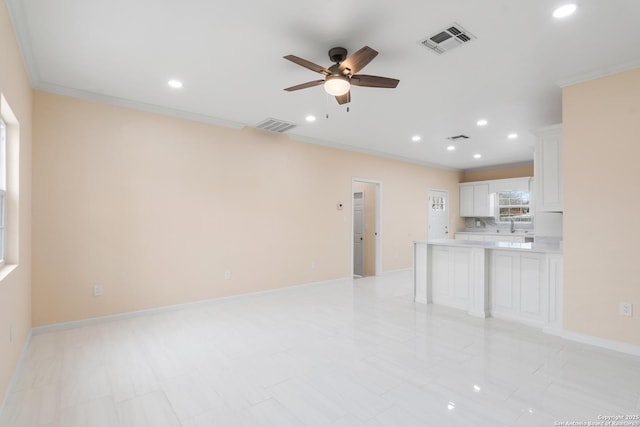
[35,81,245,130]
[556,59,640,88]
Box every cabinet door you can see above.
[520,253,547,321]
[473,183,494,217]
[432,246,451,300]
[492,251,519,312]
[460,185,474,217]
[534,125,563,212]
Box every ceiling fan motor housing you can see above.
[328,47,348,64]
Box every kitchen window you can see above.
[497,190,531,223]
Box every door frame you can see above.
[351,178,382,276]
[352,190,365,277]
[428,188,450,240]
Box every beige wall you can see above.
[461,163,533,182]
[32,91,462,325]
[352,181,377,276]
[0,1,33,407]
[563,68,640,345]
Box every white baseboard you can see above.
[0,329,32,421]
[490,311,546,329]
[468,309,489,319]
[559,329,640,357]
[32,276,353,335]
[382,267,412,275]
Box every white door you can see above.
[353,191,364,276]
[428,189,449,239]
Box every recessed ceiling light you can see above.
[305,115,316,122]
[476,119,488,126]
[473,154,482,159]
[447,145,456,151]
[553,4,577,18]
[508,133,518,139]
[168,80,183,89]
[411,135,421,142]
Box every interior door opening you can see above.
[352,179,382,277]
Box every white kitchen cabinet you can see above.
[459,182,495,217]
[474,183,494,217]
[459,184,475,217]
[490,251,548,326]
[534,124,563,212]
[545,254,564,335]
[431,245,473,310]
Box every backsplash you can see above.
[463,217,534,233]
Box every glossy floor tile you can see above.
[2,271,639,426]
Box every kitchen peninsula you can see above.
[414,239,563,334]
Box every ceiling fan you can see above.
[283,46,399,105]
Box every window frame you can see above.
[495,190,532,224]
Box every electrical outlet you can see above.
[224,271,232,280]
[93,285,103,297]
[620,302,633,317]
[311,261,316,269]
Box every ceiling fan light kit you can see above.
[283,46,399,105]
[324,75,350,96]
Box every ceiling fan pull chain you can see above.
[326,92,330,119]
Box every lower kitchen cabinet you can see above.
[431,246,473,310]
[490,251,548,326]
[414,240,563,332]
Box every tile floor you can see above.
[1,270,639,426]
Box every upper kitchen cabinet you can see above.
[460,182,495,217]
[534,124,563,212]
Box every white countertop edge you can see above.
[455,231,535,237]
[415,239,562,254]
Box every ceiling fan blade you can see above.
[284,80,324,92]
[284,55,331,76]
[350,74,400,88]
[335,91,351,105]
[339,46,378,75]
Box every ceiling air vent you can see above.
[447,134,470,141]
[418,23,476,55]
[255,118,297,133]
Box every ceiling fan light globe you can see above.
[324,75,350,96]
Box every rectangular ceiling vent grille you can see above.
[447,134,470,141]
[255,118,297,133]
[419,23,476,55]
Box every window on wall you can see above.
[497,191,531,223]
[431,195,445,212]
[0,119,5,264]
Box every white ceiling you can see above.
[7,0,640,170]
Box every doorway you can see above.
[352,179,381,277]
[428,189,449,239]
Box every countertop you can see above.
[416,238,562,254]
[455,230,535,237]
